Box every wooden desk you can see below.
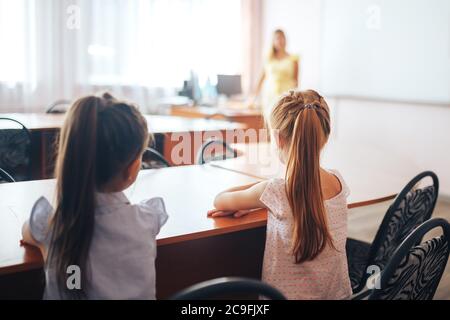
[0,113,246,177]
[211,141,422,208]
[0,165,265,299]
[0,113,243,134]
[170,105,265,131]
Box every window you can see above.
[0,0,30,84]
[0,0,242,88]
[86,0,242,87]
[0,0,243,111]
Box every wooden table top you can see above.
[211,141,422,208]
[0,165,263,274]
[0,113,245,133]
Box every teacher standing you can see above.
[252,29,299,116]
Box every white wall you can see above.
[320,0,450,104]
[263,0,450,196]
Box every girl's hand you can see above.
[20,238,36,247]
[207,209,253,218]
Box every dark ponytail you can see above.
[48,93,149,298]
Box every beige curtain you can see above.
[241,0,264,95]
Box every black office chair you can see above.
[0,118,32,181]
[346,171,439,294]
[363,218,450,300]
[197,140,237,165]
[170,277,286,300]
[141,147,170,169]
[46,99,71,114]
[0,167,15,183]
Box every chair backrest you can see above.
[46,99,71,114]
[141,147,170,169]
[170,277,286,300]
[197,140,237,165]
[0,117,32,181]
[369,218,450,300]
[0,167,15,183]
[359,171,439,289]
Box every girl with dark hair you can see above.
[21,93,168,299]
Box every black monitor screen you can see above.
[216,74,242,97]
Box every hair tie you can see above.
[304,103,317,110]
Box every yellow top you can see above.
[263,54,299,115]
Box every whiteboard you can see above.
[320,0,450,104]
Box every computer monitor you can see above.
[216,74,242,97]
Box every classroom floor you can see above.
[348,199,450,300]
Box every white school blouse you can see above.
[259,169,352,300]
[28,192,168,300]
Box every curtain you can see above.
[241,0,263,95]
[0,0,242,113]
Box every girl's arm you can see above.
[216,182,260,193]
[213,181,269,212]
[21,222,46,258]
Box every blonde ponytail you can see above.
[270,90,334,263]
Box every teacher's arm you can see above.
[21,221,47,259]
[254,70,266,98]
[294,60,299,88]
[249,71,265,108]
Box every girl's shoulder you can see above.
[135,197,169,236]
[262,177,287,194]
[259,178,290,220]
[324,169,350,201]
[95,193,168,238]
[137,197,168,218]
